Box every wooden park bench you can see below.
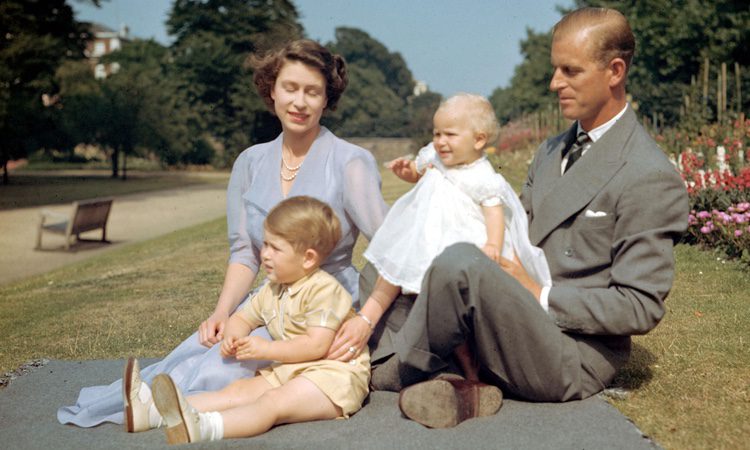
[35,198,114,250]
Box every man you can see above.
[367,7,689,428]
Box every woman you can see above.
[58,39,390,429]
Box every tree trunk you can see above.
[121,151,128,180]
[2,160,8,186]
[111,148,119,178]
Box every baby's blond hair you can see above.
[264,196,341,262]
[437,93,500,148]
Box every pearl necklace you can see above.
[280,149,304,182]
[279,150,305,181]
[282,154,303,171]
[280,169,297,181]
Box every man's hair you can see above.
[553,7,635,71]
[264,196,341,262]
[437,93,500,147]
[248,39,348,112]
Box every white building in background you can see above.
[83,23,130,79]
[413,80,428,97]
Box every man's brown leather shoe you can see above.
[398,376,502,428]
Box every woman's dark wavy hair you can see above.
[248,39,348,112]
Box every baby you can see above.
[364,93,551,380]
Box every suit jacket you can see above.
[521,106,689,339]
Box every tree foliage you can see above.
[165,0,302,166]
[0,0,90,183]
[490,28,556,124]
[585,0,750,124]
[325,27,431,138]
[490,1,749,126]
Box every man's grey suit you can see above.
[367,107,689,401]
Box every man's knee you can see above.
[430,243,483,279]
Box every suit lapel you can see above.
[529,108,636,245]
[532,125,574,209]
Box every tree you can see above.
[165,0,303,166]
[330,27,414,99]
[489,1,749,127]
[325,27,420,137]
[595,0,750,123]
[0,0,95,184]
[489,28,556,124]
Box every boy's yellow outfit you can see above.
[238,269,371,416]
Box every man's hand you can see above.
[499,252,542,301]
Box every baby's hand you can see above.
[386,157,421,183]
[234,335,271,361]
[220,336,238,358]
[482,243,501,264]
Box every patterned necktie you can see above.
[564,131,590,173]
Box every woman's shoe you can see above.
[123,357,152,432]
[152,374,201,444]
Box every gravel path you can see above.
[0,179,227,285]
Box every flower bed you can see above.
[686,203,750,265]
[659,118,750,266]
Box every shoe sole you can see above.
[152,374,191,445]
[399,379,502,428]
[123,357,135,433]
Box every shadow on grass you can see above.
[610,343,656,390]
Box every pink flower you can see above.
[697,211,712,219]
[735,230,743,237]
[700,226,712,234]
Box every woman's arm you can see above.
[234,326,336,363]
[199,263,256,347]
[481,204,505,263]
[326,275,399,361]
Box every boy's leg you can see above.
[188,376,273,412]
[221,376,341,439]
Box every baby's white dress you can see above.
[364,143,551,294]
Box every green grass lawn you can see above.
[0,157,747,449]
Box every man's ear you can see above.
[608,57,627,88]
[474,132,488,151]
[302,248,320,271]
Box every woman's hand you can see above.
[386,157,422,183]
[198,311,229,347]
[326,316,372,361]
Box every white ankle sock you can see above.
[137,382,163,429]
[148,402,163,428]
[198,411,224,441]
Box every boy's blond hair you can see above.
[264,196,341,261]
[437,93,500,147]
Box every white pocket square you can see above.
[585,210,608,217]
